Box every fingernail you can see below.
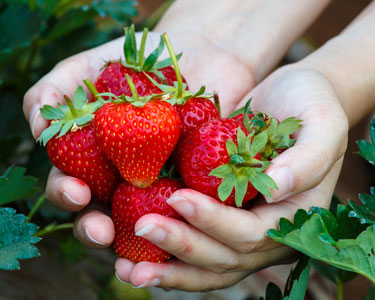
[167,196,194,217]
[115,271,129,284]
[133,278,160,288]
[84,226,105,245]
[62,191,84,206]
[30,103,41,139]
[266,167,293,203]
[135,224,166,243]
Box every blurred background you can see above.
[0,0,373,299]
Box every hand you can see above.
[114,67,348,290]
[22,30,254,248]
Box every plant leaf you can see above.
[154,53,182,70]
[226,140,238,156]
[247,170,277,198]
[217,173,236,201]
[249,130,268,157]
[268,212,375,283]
[348,187,375,226]
[0,207,40,270]
[234,175,248,207]
[124,24,137,65]
[284,256,311,300]
[92,0,137,23]
[0,167,38,206]
[356,118,375,165]
[209,164,232,178]
[143,36,164,71]
[38,121,62,146]
[72,85,86,109]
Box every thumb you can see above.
[264,117,348,202]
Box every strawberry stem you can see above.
[64,95,77,117]
[214,93,221,118]
[163,33,183,98]
[125,74,139,101]
[138,28,149,67]
[83,79,99,97]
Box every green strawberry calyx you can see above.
[86,75,167,108]
[121,25,182,81]
[241,99,302,160]
[144,33,216,107]
[209,128,278,207]
[38,85,105,146]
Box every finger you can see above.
[134,213,296,273]
[46,167,91,211]
[73,208,114,248]
[116,258,250,291]
[115,246,295,292]
[166,159,342,253]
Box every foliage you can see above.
[0,207,40,270]
[260,256,311,300]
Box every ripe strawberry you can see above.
[175,118,277,207]
[146,34,220,140]
[93,75,180,188]
[95,25,187,98]
[232,99,302,159]
[112,178,184,263]
[39,86,120,202]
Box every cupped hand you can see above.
[23,30,254,248]
[114,67,349,290]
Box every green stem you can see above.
[214,93,221,118]
[138,28,149,67]
[35,223,74,237]
[64,95,77,117]
[83,78,99,97]
[163,33,183,98]
[337,281,343,300]
[125,74,139,101]
[27,194,46,223]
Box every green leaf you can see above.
[248,170,277,198]
[0,207,40,270]
[363,287,375,300]
[262,282,282,300]
[348,187,375,226]
[72,85,86,109]
[0,167,38,206]
[249,130,268,157]
[209,164,232,178]
[284,256,311,300]
[57,120,74,137]
[217,173,236,201]
[268,212,375,283]
[312,260,357,284]
[234,175,248,207]
[154,53,182,70]
[277,117,302,136]
[92,0,137,23]
[143,36,164,71]
[124,24,137,65]
[38,121,62,146]
[0,5,44,54]
[226,140,238,156]
[40,104,65,120]
[356,118,374,165]
[237,128,248,155]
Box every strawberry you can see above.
[93,75,180,188]
[39,86,120,202]
[145,33,220,140]
[112,178,184,263]
[175,118,277,207]
[232,99,302,159]
[95,25,187,98]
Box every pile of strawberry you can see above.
[39,26,301,264]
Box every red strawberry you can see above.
[95,25,187,98]
[145,34,220,140]
[112,178,184,263]
[175,118,277,207]
[93,75,180,188]
[39,86,120,202]
[231,99,302,160]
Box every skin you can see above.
[23,0,375,292]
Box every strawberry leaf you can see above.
[348,187,375,225]
[38,121,62,146]
[209,164,232,178]
[154,53,182,70]
[72,85,87,109]
[0,207,40,270]
[248,170,277,198]
[0,167,39,206]
[268,207,375,283]
[249,130,268,157]
[124,25,137,65]
[143,36,164,71]
[40,105,65,120]
[217,173,236,201]
[237,128,248,155]
[226,140,238,156]
[58,120,74,138]
[356,118,375,165]
[235,175,248,207]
